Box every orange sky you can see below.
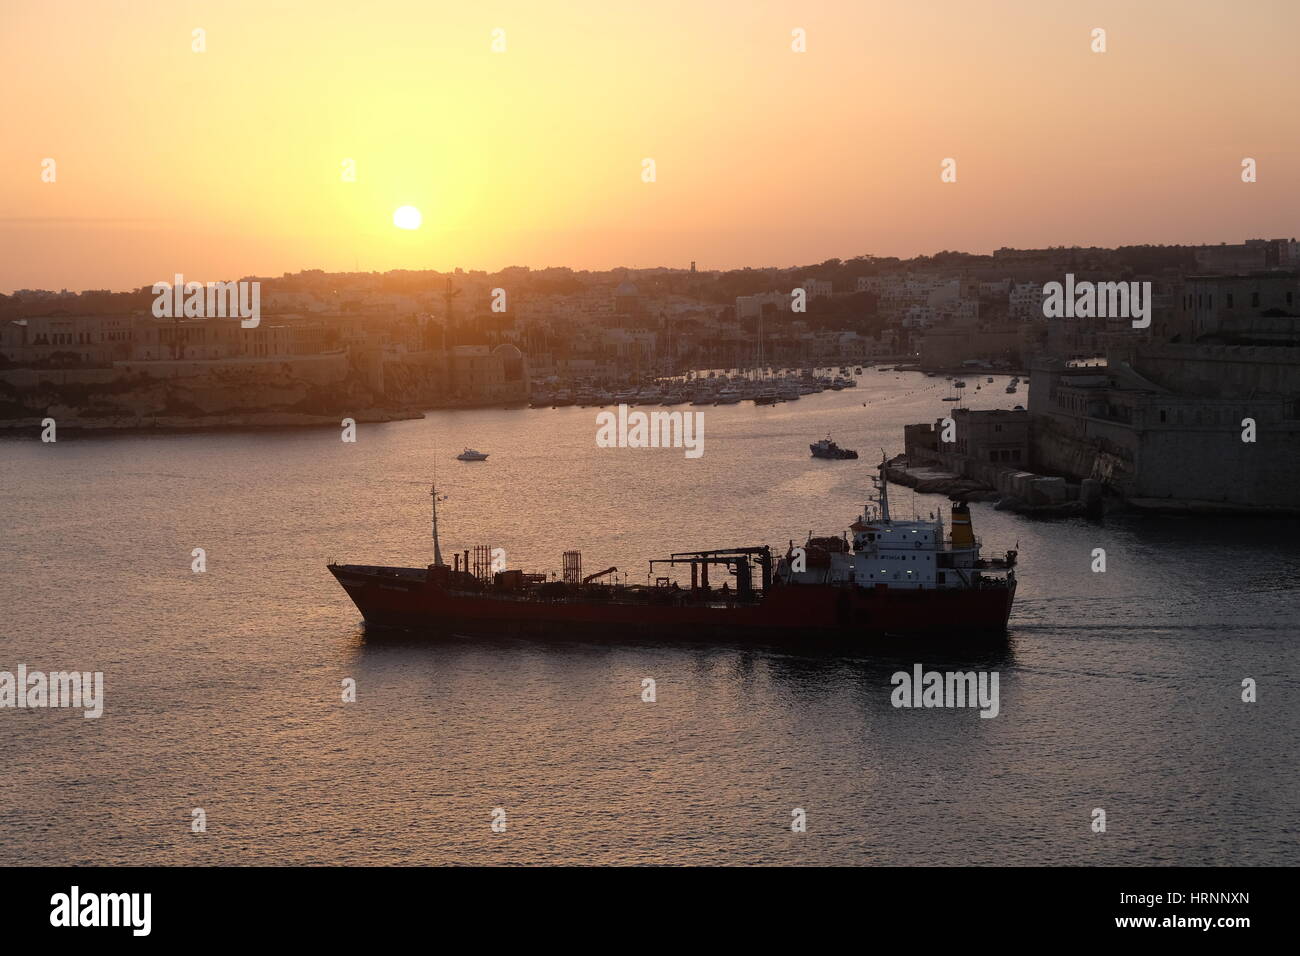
[2,0,1297,291]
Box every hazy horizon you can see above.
[4,233,1287,297]
[4,0,1298,291]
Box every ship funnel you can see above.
[950,501,975,550]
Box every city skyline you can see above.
[3,0,1299,292]
[3,234,1293,299]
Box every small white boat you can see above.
[456,448,489,461]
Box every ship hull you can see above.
[328,565,1014,642]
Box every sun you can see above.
[393,206,422,230]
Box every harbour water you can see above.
[1,371,1296,865]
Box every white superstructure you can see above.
[773,457,1016,592]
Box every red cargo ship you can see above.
[328,458,1017,641]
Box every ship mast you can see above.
[431,483,447,566]
[877,451,891,522]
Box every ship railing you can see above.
[453,586,763,608]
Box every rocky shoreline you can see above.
[884,455,1294,517]
[884,456,1098,517]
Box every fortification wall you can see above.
[1129,422,1300,507]
[115,350,351,386]
[1131,344,1300,398]
[0,368,122,388]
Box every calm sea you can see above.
[1,371,1296,865]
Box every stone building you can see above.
[1028,347,1300,510]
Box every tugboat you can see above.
[326,457,1018,640]
[810,436,859,459]
[456,448,489,461]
